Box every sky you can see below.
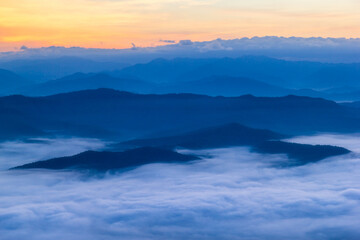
[0,0,360,51]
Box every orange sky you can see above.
[1,0,359,51]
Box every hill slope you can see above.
[255,141,350,166]
[116,56,360,89]
[18,73,155,96]
[121,123,285,149]
[1,89,360,140]
[11,147,199,171]
[120,123,350,165]
[0,69,31,95]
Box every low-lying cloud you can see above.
[2,37,360,63]
[0,138,106,170]
[285,134,360,152]
[0,135,360,239]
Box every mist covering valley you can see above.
[0,135,360,240]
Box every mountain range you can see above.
[1,70,360,102]
[0,56,128,82]
[2,56,360,101]
[114,56,360,89]
[16,73,155,96]
[1,89,360,142]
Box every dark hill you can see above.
[341,101,360,108]
[255,141,351,166]
[11,147,199,171]
[122,123,285,149]
[120,123,350,165]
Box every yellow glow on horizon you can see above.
[1,0,360,51]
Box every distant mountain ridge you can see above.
[2,56,360,101]
[1,89,360,141]
[115,56,360,89]
[0,56,128,82]
[4,71,360,101]
[155,75,290,97]
[16,73,155,96]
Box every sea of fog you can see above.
[0,135,360,240]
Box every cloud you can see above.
[284,133,360,152]
[0,138,106,170]
[159,39,176,43]
[1,37,360,63]
[0,135,360,239]
[199,38,233,51]
[178,39,193,46]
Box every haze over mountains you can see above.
[1,37,360,240]
[2,89,360,143]
[0,57,128,82]
[2,55,360,101]
[1,46,360,170]
[115,56,360,89]
[1,37,360,96]
[17,73,155,96]
[0,41,358,177]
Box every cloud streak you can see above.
[0,135,360,239]
[0,138,106,170]
[2,37,360,63]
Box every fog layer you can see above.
[0,138,106,170]
[0,135,359,240]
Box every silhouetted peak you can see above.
[11,147,199,171]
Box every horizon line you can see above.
[2,36,360,53]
